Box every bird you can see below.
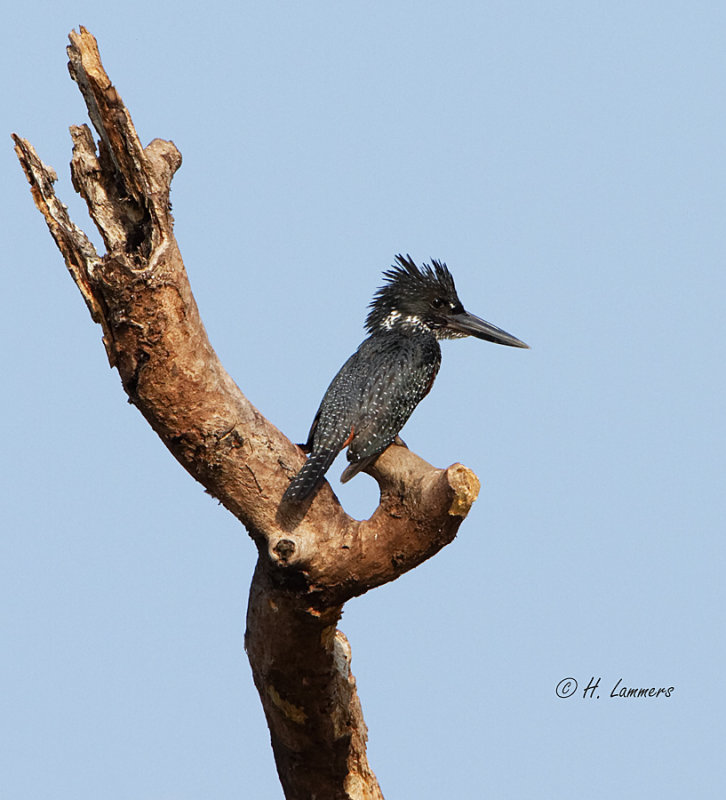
[282,254,528,503]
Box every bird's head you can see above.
[365,255,529,348]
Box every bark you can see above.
[13,27,481,800]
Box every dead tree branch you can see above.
[13,27,480,800]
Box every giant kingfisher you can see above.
[282,255,528,503]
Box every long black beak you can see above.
[447,310,529,348]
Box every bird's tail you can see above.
[282,449,338,503]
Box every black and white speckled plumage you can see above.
[282,254,527,503]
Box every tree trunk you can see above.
[13,27,480,799]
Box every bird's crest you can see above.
[365,254,459,334]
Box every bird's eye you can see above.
[431,297,445,309]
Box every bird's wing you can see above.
[306,349,363,453]
[345,334,440,464]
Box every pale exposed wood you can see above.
[13,27,480,799]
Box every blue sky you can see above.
[3,2,725,798]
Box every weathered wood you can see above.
[13,27,480,799]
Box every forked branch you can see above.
[13,27,480,799]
